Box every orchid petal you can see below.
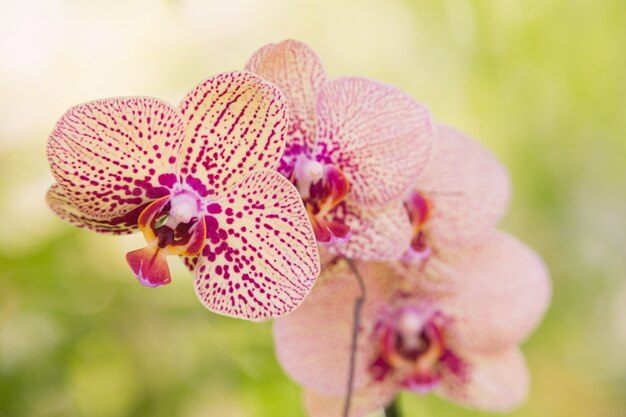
[193,169,319,321]
[47,97,185,220]
[46,184,142,234]
[440,348,529,412]
[273,260,388,395]
[329,200,412,261]
[439,232,551,354]
[245,39,327,176]
[316,77,434,207]
[177,71,288,198]
[303,381,397,417]
[418,125,511,248]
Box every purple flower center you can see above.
[370,306,459,393]
[292,155,352,244]
[153,191,202,249]
[126,190,208,288]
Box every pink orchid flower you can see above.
[397,124,511,290]
[245,39,434,260]
[46,71,320,321]
[274,231,550,416]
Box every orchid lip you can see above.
[126,191,207,287]
[403,192,433,263]
[308,209,352,245]
[296,159,352,244]
[371,306,448,392]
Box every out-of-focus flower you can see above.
[274,232,550,416]
[46,71,320,321]
[246,39,434,260]
[398,124,511,290]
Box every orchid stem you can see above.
[384,398,401,417]
[342,258,366,417]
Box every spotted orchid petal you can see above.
[47,97,185,220]
[417,124,511,248]
[316,77,434,207]
[440,348,529,412]
[245,39,327,177]
[436,231,551,354]
[177,71,288,198]
[328,201,412,261]
[303,381,397,417]
[193,169,319,321]
[46,184,141,234]
[273,259,387,395]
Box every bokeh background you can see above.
[1,0,625,416]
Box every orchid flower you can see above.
[245,40,434,260]
[46,71,320,321]
[397,124,511,290]
[274,232,550,416]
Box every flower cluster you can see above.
[46,39,550,415]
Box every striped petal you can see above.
[438,232,551,354]
[193,169,319,321]
[417,125,511,248]
[46,181,145,235]
[245,40,327,177]
[440,348,529,412]
[328,200,412,261]
[316,77,434,207]
[47,97,185,220]
[177,71,288,198]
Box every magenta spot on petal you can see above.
[158,173,177,188]
[186,176,209,198]
[206,203,222,214]
[133,179,169,199]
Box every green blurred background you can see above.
[1,0,625,416]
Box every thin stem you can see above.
[384,397,400,417]
[342,258,367,417]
